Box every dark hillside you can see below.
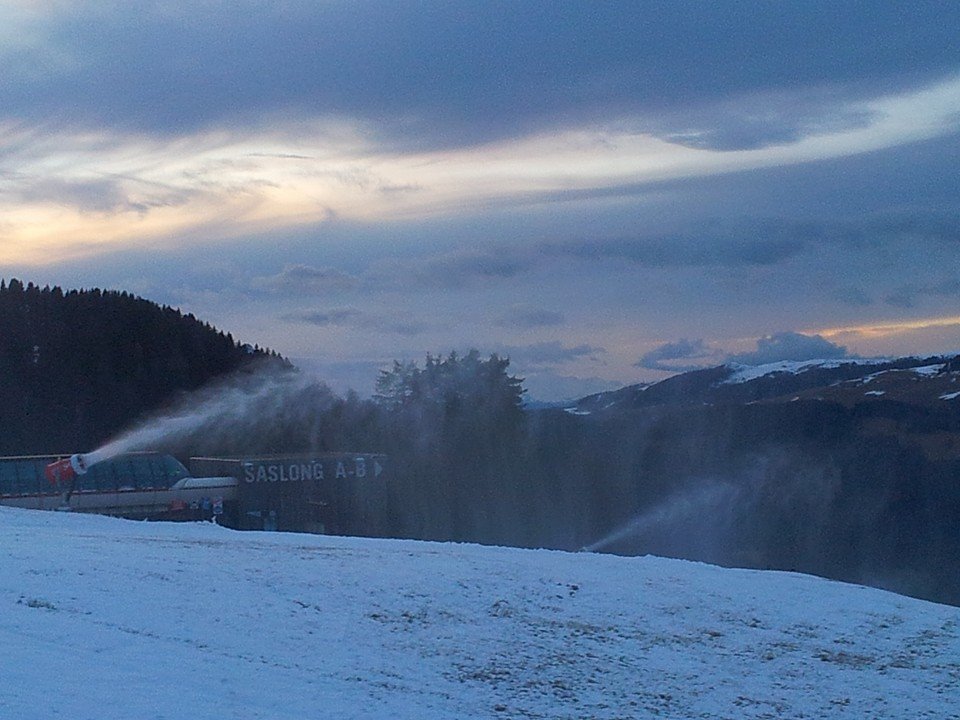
[0,279,284,454]
[574,356,958,411]
[523,389,960,605]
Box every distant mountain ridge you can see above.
[570,354,960,413]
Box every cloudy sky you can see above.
[2,1,960,400]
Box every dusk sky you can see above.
[2,1,960,400]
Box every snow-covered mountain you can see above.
[569,354,960,414]
[2,506,958,719]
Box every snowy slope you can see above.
[721,358,890,385]
[2,507,959,720]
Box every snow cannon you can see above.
[44,454,90,486]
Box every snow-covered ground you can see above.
[2,507,959,720]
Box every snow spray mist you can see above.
[87,369,328,463]
[581,482,739,553]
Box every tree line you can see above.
[0,279,285,454]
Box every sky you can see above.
[2,1,960,401]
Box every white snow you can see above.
[855,364,946,386]
[722,358,888,385]
[2,507,959,719]
[910,364,945,377]
[562,407,591,416]
[722,359,948,387]
[940,391,960,401]
[864,390,886,397]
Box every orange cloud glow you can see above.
[812,315,960,341]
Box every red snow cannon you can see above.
[44,454,89,486]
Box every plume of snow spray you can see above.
[582,482,739,553]
[91,369,330,462]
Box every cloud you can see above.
[252,264,360,294]
[287,307,361,326]
[285,307,426,337]
[4,71,959,268]
[9,174,195,216]
[369,317,428,337]
[496,305,564,329]
[638,332,850,372]
[884,289,919,309]
[550,208,960,274]
[729,332,848,366]
[3,3,956,150]
[498,341,605,369]
[797,212,960,250]
[655,87,878,152]
[831,287,873,307]
[883,278,960,309]
[635,338,724,372]
[862,213,960,246]
[14,177,136,214]
[369,248,534,290]
[815,315,960,341]
[550,234,805,269]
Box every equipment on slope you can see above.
[44,453,91,486]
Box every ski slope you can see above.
[2,506,958,719]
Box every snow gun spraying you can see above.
[44,451,107,488]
